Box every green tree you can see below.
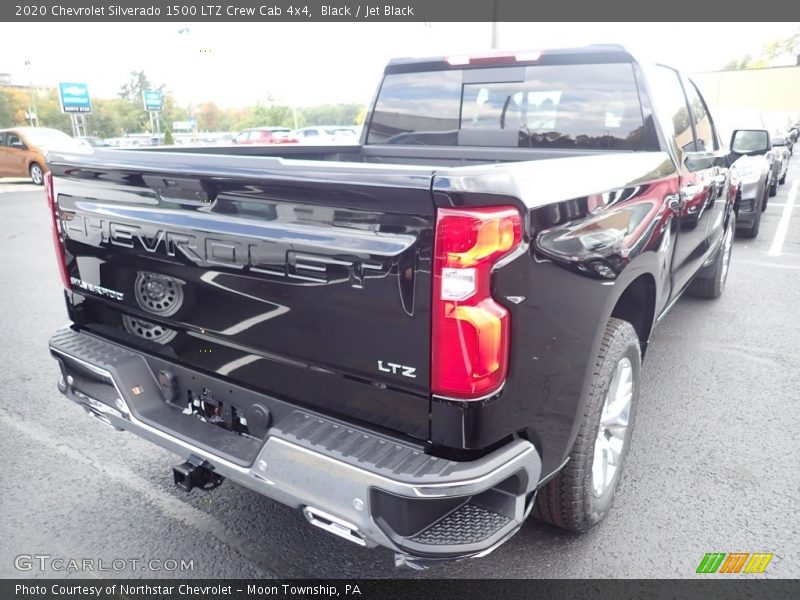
[3,80,369,138]
[722,29,800,70]
[354,105,367,126]
[300,103,363,126]
[722,54,753,71]
[160,92,189,135]
[0,87,30,126]
[36,89,71,132]
[0,86,72,131]
[196,102,226,132]
[119,70,153,103]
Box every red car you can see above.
[232,127,296,145]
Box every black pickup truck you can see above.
[46,45,739,566]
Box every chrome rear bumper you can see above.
[50,326,541,563]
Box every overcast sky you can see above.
[1,22,797,107]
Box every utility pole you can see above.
[24,60,39,126]
[490,0,499,49]
[177,27,197,135]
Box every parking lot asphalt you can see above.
[0,162,798,579]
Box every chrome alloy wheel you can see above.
[591,357,633,497]
[30,163,44,185]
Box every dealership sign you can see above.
[58,82,91,114]
[143,89,163,112]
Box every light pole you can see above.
[24,60,39,126]
[177,27,197,135]
[490,0,499,49]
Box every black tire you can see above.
[29,162,44,186]
[739,194,761,238]
[534,318,641,532]
[769,178,777,197]
[779,172,787,185]
[688,211,735,299]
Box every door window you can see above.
[685,80,717,152]
[649,66,696,152]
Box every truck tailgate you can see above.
[48,150,436,439]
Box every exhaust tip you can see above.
[303,507,366,546]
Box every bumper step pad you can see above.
[412,503,512,546]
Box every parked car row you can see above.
[0,123,363,187]
[713,110,793,238]
[231,125,360,145]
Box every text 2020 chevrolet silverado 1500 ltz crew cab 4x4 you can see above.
[46,46,739,566]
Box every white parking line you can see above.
[737,260,800,270]
[768,180,799,257]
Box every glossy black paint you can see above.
[429,150,733,473]
[47,48,737,483]
[49,153,438,439]
[421,61,736,473]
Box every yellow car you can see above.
[0,127,82,185]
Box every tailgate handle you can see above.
[143,175,217,205]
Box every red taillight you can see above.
[431,206,523,399]
[45,172,70,289]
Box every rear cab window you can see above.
[367,62,656,151]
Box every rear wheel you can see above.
[769,177,778,197]
[779,172,787,185]
[534,318,640,532]
[29,162,44,186]
[689,211,735,299]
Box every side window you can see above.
[650,66,695,153]
[685,80,717,152]
[0,133,6,147]
[7,133,22,147]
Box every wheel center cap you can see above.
[145,280,166,299]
